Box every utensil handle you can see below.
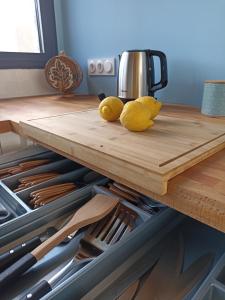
[21,280,52,300]
[98,93,106,101]
[0,237,41,272]
[0,253,37,288]
[147,49,168,93]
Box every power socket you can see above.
[88,58,115,76]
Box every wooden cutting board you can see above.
[21,109,225,195]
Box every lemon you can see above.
[120,101,154,132]
[136,96,162,119]
[99,96,124,121]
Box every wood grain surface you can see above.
[0,94,99,134]
[1,94,225,232]
[21,109,225,195]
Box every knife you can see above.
[0,216,78,272]
[0,227,57,272]
[20,258,92,300]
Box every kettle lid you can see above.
[124,49,149,53]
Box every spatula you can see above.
[0,194,119,289]
[21,204,137,300]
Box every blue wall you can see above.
[55,0,225,107]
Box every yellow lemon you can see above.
[136,96,162,119]
[120,101,154,132]
[99,96,124,121]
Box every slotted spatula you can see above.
[0,194,119,289]
[21,204,137,300]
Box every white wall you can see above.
[0,69,55,99]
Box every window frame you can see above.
[0,0,58,69]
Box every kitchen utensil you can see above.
[0,203,12,224]
[29,183,77,208]
[118,49,168,101]
[13,172,60,192]
[108,183,139,205]
[98,93,106,101]
[0,194,119,288]
[0,227,57,272]
[21,108,225,197]
[112,182,143,199]
[0,214,77,272]
[106,182,161,214]
[134,233,214,300]
[0,159,51,179]
[21,203,137,300]
[45,51,83,94]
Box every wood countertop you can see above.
[0,94,99,133]
[1,94,225,232]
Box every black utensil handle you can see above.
[98,93,106,101]
[0,237,41,272]
[20,280,52,300]
[0,253,37,288]
[148,50,168,92]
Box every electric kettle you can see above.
[118,49,168,101]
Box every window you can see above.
[0,0,58,69]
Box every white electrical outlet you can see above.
[88,58,115,76]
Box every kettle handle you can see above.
[147,50,168,93]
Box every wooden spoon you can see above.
[0,194,119,288]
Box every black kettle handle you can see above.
[147,50,168,93]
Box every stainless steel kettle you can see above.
[118,49,168,101]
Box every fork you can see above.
[21,204,137,300]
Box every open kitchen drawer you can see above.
[0,145,104,229]
[75,218,225,300]
[1,180,225,300]
[1,132,225,299]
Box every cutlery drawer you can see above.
[1,158,81,192]
[81,218,225,300]
[15,168,104,208]
[0,170,106,235]
[0,185,180,299]
[40,187,181,300]
[0,146,64,227]
[0,146,62,173]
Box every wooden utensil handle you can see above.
[0,237,41,273]
[30,183,75,196]
[0,253,37,288]
[19,159,50,168]
[32,224,79,260]
[21,280,52,300]
[108,185,138,204]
